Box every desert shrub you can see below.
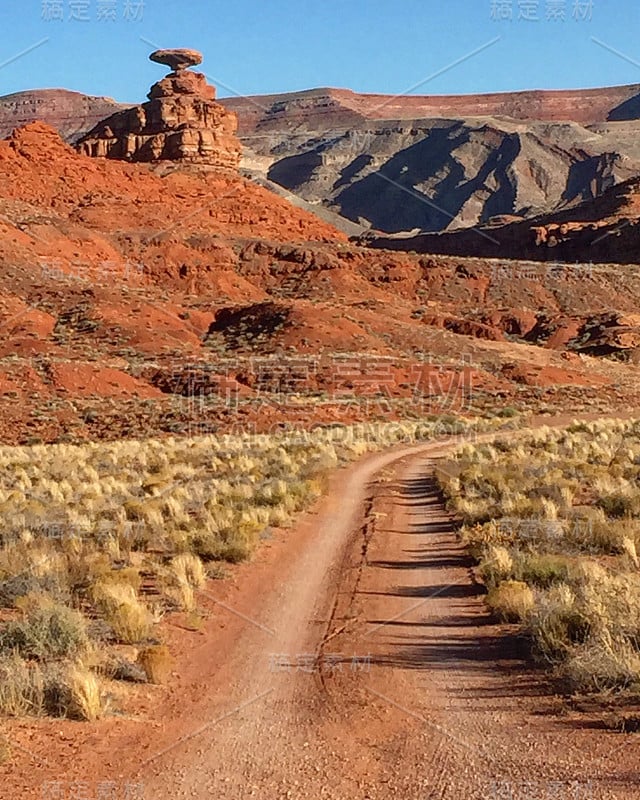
[565,508,626,554]
[43,663,106,721]
[516,553,570,589]
[528,584,590,662]
[64,665,105,721]
[596,491,640,519]
[495,406,519,418]
[575,564,640,645]
[561,636,640,693]
[162,554,207,612]
[0,571,69,607]
[479,546,514,588]
[0,653,44,716]
[137,645,172,684]
[0,602,88,661]
[91,582,151,644]
[486,580,534,623]
[460,520,510,559]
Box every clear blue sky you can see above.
[0,1,639,103]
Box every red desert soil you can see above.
[3,423,639,800]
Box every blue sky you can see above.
[0,1,639,103]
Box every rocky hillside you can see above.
[223,84,640,128]
[2,118,640,446]
[2,62,640,447]
[3,84,640,234]
[0,88,125,143]
[365,174,640,264]
[225,84,640,234]
[243,115,640,234]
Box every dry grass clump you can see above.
[439,418,640,695]
[0,654,106,721]
[91,582,152,644]
[59,664,106,722]
[486,580,534,622]
[562,637,640,694]
[528,584,590,662]
[161,554,207,612]
[0,652,44,717]
[479,545,513,587]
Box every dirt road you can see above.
[137,435,639,799]
[5,429,640,799]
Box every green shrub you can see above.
[0,603,88,661]
[596,492,638,519]
[516,553,570,588]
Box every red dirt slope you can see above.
[1,123,640,445]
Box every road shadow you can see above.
[361,470,536,685]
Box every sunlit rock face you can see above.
[77,49,242,170]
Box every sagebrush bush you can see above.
[0,602,88,661]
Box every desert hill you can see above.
[1,118,640,445]
[365,173,640,264]
[0,88,124,143]
[4,83,640,234]
[223,83,640,128]
[1,58,640,446]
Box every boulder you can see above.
[149,48,203,73]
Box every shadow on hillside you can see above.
[608,91,640,121]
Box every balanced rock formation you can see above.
[149,48,203,72]
[77,49,241,169]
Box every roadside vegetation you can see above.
[437,418,640,697]
[0,415,494,721]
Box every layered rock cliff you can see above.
[4,80,640,232]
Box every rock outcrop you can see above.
[77,49,241,169]
[149,48,203,72]
[363,176,640,265]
